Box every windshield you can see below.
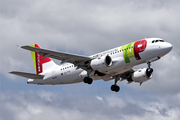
[152,40,164,43]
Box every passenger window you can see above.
[152,40,154,43]
[156,40,158,42]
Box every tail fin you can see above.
[30,44,57,74]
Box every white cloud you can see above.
[1,90,180,120]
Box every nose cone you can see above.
[159,42,173,56]
[164,42,173,53]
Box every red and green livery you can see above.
[120,40,147,63]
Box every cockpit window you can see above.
[159,40,164,42]
[152,39,164,43]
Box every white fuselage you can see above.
[27,38,172,85]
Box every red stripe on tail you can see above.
[34,44,51,74]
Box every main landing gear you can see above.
[111,75,120,92]
[83,69,93,84]
[83,77,93,84]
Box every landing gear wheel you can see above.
[83,77,93,84]
[146,68,153,78]
[115,86,120,92]
[83,77,89,83]
[87,78,93,84]
[111,85,120,92]
[111,85,116,91]
[147,68,153,72]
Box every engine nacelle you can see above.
[90,55,112,72]
[129,68,153,83]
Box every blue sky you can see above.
[1,0,180,120]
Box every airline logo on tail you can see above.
[121,40,147,63]
[30,44,51,74]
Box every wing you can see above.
[118,69,135,84]
[10,71,44,79]
[119,69,135,79]
[21,45,92,67]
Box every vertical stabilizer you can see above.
[30,44,57,74]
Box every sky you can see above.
[0,0,180,120]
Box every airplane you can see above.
[10,38,173,92]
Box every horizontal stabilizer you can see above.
[10,71,44,79]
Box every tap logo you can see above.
[121,40,147,63]
[30,44,51,74]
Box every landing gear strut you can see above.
[147,61,151,68]
[111,75,120,92]
[147,61,154,77]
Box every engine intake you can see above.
[90,55,113,72]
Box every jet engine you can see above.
[90,55,112,72]
[127,68,153,83]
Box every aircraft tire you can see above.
[83,77,89,83]
[87,78,93,84]
[111,85,120,92]
[83,77,93,84]
[115,86,120,92]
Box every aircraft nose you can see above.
[160,42,173,55]
[165,42,173,52]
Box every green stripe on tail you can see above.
[30,44,37,74]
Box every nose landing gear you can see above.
[147,61,154,77]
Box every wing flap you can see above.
[10,71,44,79]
